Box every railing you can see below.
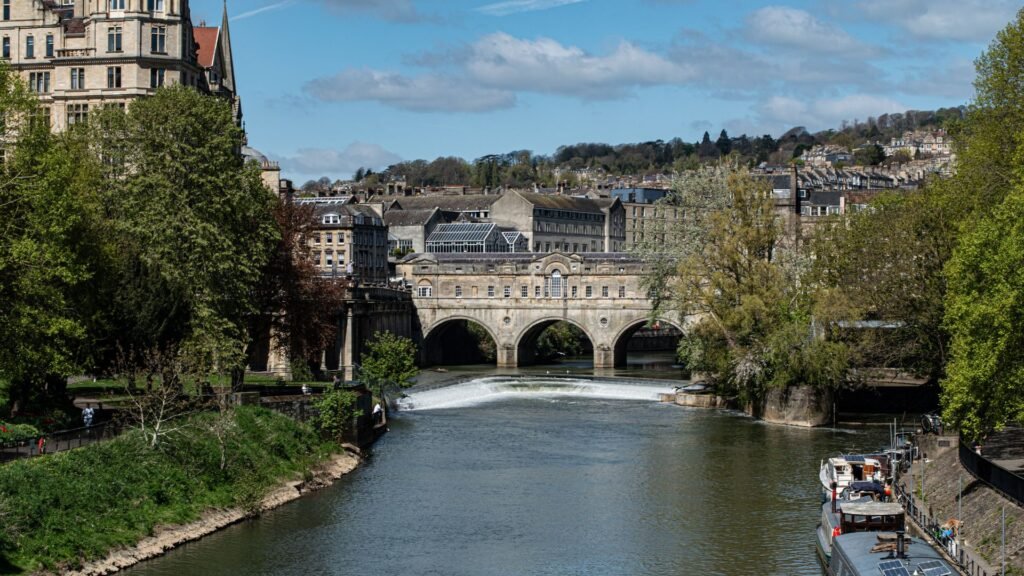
[960,441,1024,508]
[894,477,991,576]
[0,421,121,462]
[54,48,94,58]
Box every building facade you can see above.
[301,199,390,283]
[1,0,239,131]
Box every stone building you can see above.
[489,190,626,253]
[2,0,239,131]
[424,222,527,254]
[299,198,389,284]
[383,207,443,255]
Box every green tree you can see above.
[359,332,419,389]
[87,86,279,379]
[853,144,885,166]
[0,63,103,413]
[314,389,361,442]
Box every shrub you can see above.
[313,390,361,442]
[0,423,40,444]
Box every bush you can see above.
[0,423,40,444]
[313,389,361,442]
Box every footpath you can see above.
[910,434,1024,575]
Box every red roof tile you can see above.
[193,27,219,68]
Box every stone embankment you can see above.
[673,385,832,427]
[63,452,361,576]
[912,436,1024,575]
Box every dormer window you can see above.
[322,213,340,225]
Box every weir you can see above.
[396,376,677,411]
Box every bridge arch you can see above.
[611,317,685,368]
[515,317,596,367]
[422,316,498,366]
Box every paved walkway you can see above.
[982,426,1024,476]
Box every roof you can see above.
[399,252,641,264]
[515,191,608,214]
[832,532,952,576]
[426,223,496,244]
[389,195,499,213]
[194,27,220,69]
[840,502,904,516]
[384,208,440,228]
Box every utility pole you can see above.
[1002,505,1006,576]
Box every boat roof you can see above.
[833,532,954,575]
[840,502,904,516]
[838,454,881,463]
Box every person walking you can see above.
[82,405,94,428]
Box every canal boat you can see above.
[816,498,903,564]
[823,529,957,576]
[820,455,885,499]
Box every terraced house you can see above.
[2,0,240,131]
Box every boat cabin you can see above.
[838,502,905,534]
[827,531,956,576]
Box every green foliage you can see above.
[0,423,39,444]
[466,322,497,363]
[535,322,589,361]
[313,389,361,442]
[359,332,419,389]
[0,406,331,572]
[853,144,885,166]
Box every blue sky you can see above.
[188,0,1016,182]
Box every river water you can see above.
[123,375,886,576]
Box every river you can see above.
[123,374,886,576]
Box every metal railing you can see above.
[960,441,1024,508]
[0,421,122,462]
[894,479,991,576]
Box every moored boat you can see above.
[824,529,958,576]
[820,455,885,499]
[816,497,903,565]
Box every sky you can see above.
[187,0,1017,182]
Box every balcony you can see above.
[54,48,94,59]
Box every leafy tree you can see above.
[313,389,361,442]
[853,144,885,166]
[0,63,103,413]
[715,129,732,156]
[536,322,589,361]
[86,86,279,379]
[359,331,418,389]
[698,131,720,159]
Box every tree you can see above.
[0,63,103,413]
[86,86,279,380]
[853,144,885,166]
[359,332,418,389]
[715,129,732,156]
[698,131,720,159]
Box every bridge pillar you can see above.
[593,344,614,369]
[497,344,517,368]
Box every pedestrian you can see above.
[332,374,340,389]
[82,405,94,428]
[372,402,382,424]
[301,383,311,396]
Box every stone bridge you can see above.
[395,252,688,368]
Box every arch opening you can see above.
[516,319,594,368]
[612,319,685,371]
[422,318,497,367]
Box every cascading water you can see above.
[397,375,676,411]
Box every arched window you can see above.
[548,270,563,299]
[417,280,432,298]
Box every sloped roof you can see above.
[426,223,496,244]
[389,194,500,212]
[384,208,439,227]
[193,27,219,68]
[515,191,607,214]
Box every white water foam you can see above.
[397,376,676,411]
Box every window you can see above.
[602,286,609,298]
[503,286,511,298]
[106,66,121,88]
[110,0,125,9]
[150,68,165,88]
[2,0,8,21]
[521,285,528,298]
[2,38,8,59]
[534,285,541,298]
[325,233,334,244]
[322,214,340,224]
[25,36,33,59]
[147,0,165,10]
[107,26,122,52]
[547,270,563,298]
[487,286,495,298]
[313,233,321,244]
[417,285,432,298]
[28,72,49,94]
[151,26,166,53]
[618,286,626,298]
[571,285,578,298]
[585,286,593,298]
[67,103,88,126]
[45,35,53,58]
[455,286,462,298]
[70,68,85,90]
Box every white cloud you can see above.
[759,94,906,129]
[745,6,869,53]
[464,33,695,97]
[303,69,516,112]
[275,143,403,179]
[856,0,1018,41]
[477,0,586,17]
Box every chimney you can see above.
[895,529,906,558]
[790,164,800,214]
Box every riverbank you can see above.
[64,452,360,576]
[0,406,348,575]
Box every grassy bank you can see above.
[0,406,335,574]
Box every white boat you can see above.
[820,455,884,498]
